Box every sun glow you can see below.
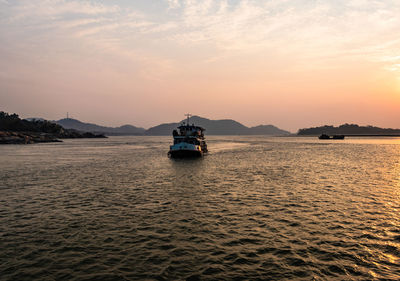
[1,0,400,129]
[397,77,400,93]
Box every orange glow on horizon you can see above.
[1,0,400,131]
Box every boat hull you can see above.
[318,134,345,140]
[168,149,203,158]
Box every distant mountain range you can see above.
[298,124,400,135]
[57,118,146,135]
[146,116,290,135]
[56,116,290,136]
[12,113,400,137]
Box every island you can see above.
[298,124,400,136]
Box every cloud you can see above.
[1,0,400,129]
[1,0,400,80]
[167,0,181,9]
[9,0,120,20]
[0,0,175,81]
[157,0,400,73]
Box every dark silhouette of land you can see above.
[56,116,290,136]
[6,111,400,142]
[298,124,400,136]
[57,118,146,135]
[0,111,106,144]
[1,112,290,142]
[146,116,290,135]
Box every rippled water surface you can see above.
[1,136,400,280]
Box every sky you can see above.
[1,0,400,132]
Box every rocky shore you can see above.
[0,131,107,144]
[0,131,62,144]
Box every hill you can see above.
[57,118,146,135]
[146,116,290,135]
[1,112,64,133]
[247,125,291,135]
[0,111,105,144]
[298,124,400,135]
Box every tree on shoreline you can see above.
[0,111,64,133]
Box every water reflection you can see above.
[1,136,400,280]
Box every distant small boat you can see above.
[318,134,345,140]
[319,134,330,139]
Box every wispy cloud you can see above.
[1,0,400,129]
[159,0,400,73]
[7,0,120,21]
[0,0,176,81]
[1,0,400,80]
[167,0,181,9]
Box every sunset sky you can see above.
[1,0,400,132]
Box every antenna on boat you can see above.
[185,113,192,125]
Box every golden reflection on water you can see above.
[344,137,400,145]
[272,136,400,145]
[385,253,398,264]
[207,141,249,153]
[1,136,400,280]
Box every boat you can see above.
[332,135,345,139]
[318,134,345,140]
[168,114,208,158]
[318,133,330,139]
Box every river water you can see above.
[0,136,399,280]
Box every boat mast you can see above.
[185,113,192,125]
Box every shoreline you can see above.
[0,131,107,144]
[0,131,62,144]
